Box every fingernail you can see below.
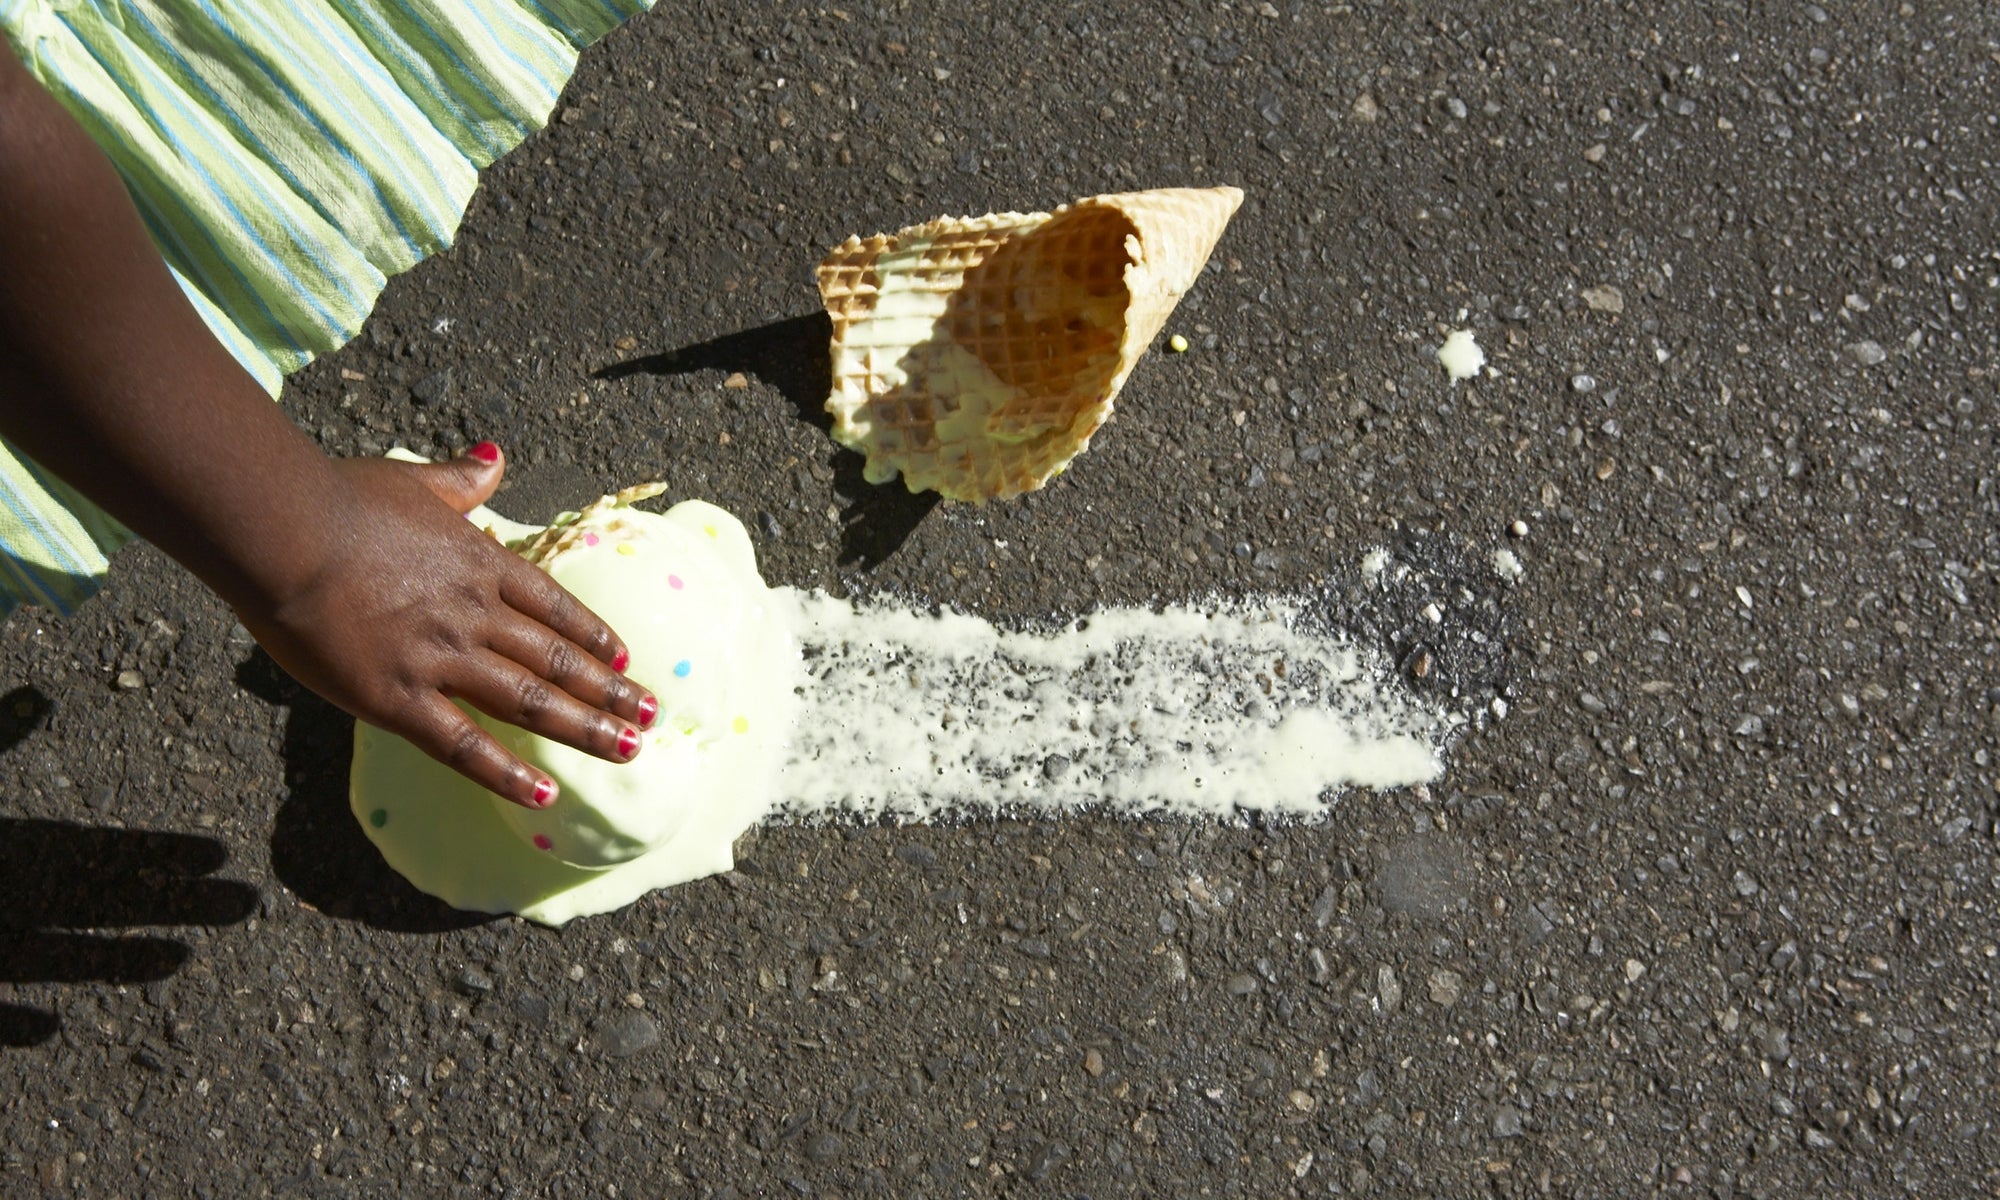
[611,647,631,673]
[636,694,658,730]
[532,777,557,807]
[617,727,641,760]
[468,441,501,464]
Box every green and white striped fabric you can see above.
[0,0,651,614]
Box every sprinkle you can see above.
[533,834,553,851]
[1168,333,1190,353]
[668,574,684,590]
[703,525,718,538]
[369,809,388,828]
[583,532,600,547]
[674,659,692,678]
[732,716,749,734]
[616,543,636,557]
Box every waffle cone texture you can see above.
[816,186,1243,501]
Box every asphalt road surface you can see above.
[4,2,1998,1196]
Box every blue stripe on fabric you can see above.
[91,35,373,330]
[247,0,462,241]
[513,0,574,45]
[473,0,577,88]
[270,0,468,238]
[49,28,356,344]
[380,0,551,137]
[130,0,423,259]
[10,459,103,577]
[335,1,505,159]
[0,482,89,610]
[0,545,71,614]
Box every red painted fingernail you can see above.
[468,441,501,464]
[611,648,631,673]
[617,727,641,760]
[532,777,557,807]
[636,694,658,730]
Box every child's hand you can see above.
[2,43,647,809]
[233,446,655,810]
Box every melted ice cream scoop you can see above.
[350,481,798,925]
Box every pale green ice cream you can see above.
[350,484,798,925]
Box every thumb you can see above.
[409,441,505,514]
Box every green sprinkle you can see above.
[369,809,389,828]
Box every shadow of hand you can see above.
[596,314,939,570]
[233,654,489,935]
[0,816,258,1048]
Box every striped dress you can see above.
[0,0,652,614]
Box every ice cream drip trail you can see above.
[774,590,1451,821]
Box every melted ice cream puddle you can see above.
[352,470,1454,924]
[781,593,1442,820]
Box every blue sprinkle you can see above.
[674,659,692,678]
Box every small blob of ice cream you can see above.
[1437,329,1485,381]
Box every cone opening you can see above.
[937,202,1140,438]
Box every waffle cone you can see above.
[817,186,1243,501]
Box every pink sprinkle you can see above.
[533,834,553,851]
[584,532,600,547]
[668,574,684,590]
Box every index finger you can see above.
[493,556,630,674]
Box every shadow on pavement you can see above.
[233,656,487,936]
[1,684,259,1048]
[595,312,940,570]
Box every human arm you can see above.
[0,39,652,808]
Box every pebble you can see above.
[1083,1048,1105,1077]
[454,969,493,996]
[511,992,551,1026]
[1492,1106,1524,1138]
[1311,885,1339,929]
[410,368,454,406]
[1226,973,1260,997]
[803,1131,843,1162]
[1582,142,1607,163]
[1570,373,1597,393]
[1581,285,1624,313]
[115,670,145,691]
[1732,870,1760,897]
[1376,965,1402,1013]
[1844,340,1887,366]
[894,843,938,868]
[1428,969,1463,1007]
[597,1011,660,1058]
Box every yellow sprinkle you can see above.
[732,716,749,734]
[615,543,636,556]
[703,525,718,538]
[1168,333,1190,353]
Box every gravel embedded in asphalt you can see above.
[5,2,2000,1195]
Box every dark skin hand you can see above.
[0,40,654,809]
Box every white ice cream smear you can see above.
[776,591,1445,821]
[1438,329,1486,380]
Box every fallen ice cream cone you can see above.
[817,185,1244,501]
